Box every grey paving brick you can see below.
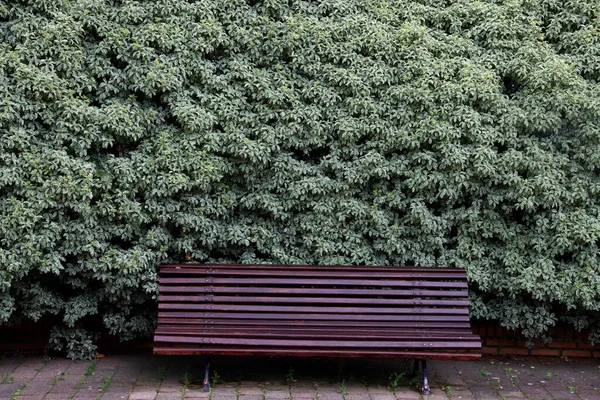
[154,393,182,400]
[17,381,54,397]
[0,383,21,397]
[370,394,396,400]
[1,354,598,400]
[129,389,159,399]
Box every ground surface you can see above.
[0,352,599,399]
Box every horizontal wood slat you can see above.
[162,264,466,274]
[158,303,470,315]
[157,318,474,329]
[153,263,481,360]
[160,286,469,297]
[154,335,482,349]
[155,330,480,341]
[158,295,470,307]
[153,347,481,360]
[160,268,466,280]
[160,277,468,288]
[158,311,470,322]
[155,326,477,336]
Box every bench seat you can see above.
[154,264,481,361]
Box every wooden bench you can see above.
[153,264,481,394]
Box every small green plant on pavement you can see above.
[338,380,348,396]
[286,367,296,386]
[442,385,454,394]
[182,372,192,387]
[389,372,405,392]
[158,365,167,380]
[1,373,15,384]
[85,359,97,377]
[97,375,112,399]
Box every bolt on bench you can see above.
[153,264,481,394]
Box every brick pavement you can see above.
[0,352,599,399]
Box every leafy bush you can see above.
[48,327,98,360]
[1,0,599,357]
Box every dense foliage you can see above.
[1,0,599,358]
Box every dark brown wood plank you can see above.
[159,286,469,298]
[154,329,480,341]
[155,326,476,336]
[159,286,469,297]
[154,335,481,349]
[158,303,469,315]
[157,318,472,329]
[161,264,466,274]
[153,347,481,360]
[158,311,470,322]
[158,295,470,307]
[160,269,466,280]
[159,277,468,288]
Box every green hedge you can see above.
[1,0,599,358]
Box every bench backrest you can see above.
[157,263,472,330]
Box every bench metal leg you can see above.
[420,359,431,396]
[203,356,211,392]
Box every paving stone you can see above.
[102,385,132,393]
[517,386,548,396]
[98,393,129,400]
[158,383,184,393]
[345,384,370,392]
[368,386,393,394]
[314,394,344,400]
[136,379,164,386]
[0,383,21,397]
[494,390,523,397]
[129,389,159,399]
[47,381,80,394]
[182,390,210,399]
[211,387,239,397]
[0,365,18,375]
[1,354,599,400]
[154,394,182,400]
[422,395,449,400]
[44,394,77,400]
[10,397,43,400]
[112,377,138,385]
[292,388,315,395]
[70,394,101,400]
[446,393,476,400]
[578,393,599,400]
[293,394,317,399]
[370,394,396,400]
[68,363,94,374]
[181,389,206,397]
[17,382,54,397]
[545,390,579,398]
[240,385,266,395]
[392,390,422,399]
[421,388,450,400]
[11,369,39,380]
[263,390,291,399]
[468,387,501,399]
[344,395,370,400]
